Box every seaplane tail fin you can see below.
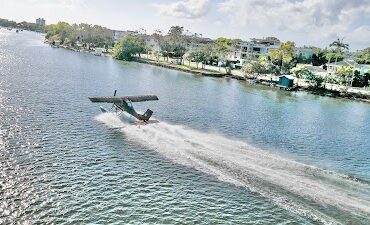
[141,109,153,121]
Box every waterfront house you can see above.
[228,37,281,61]
[302,64,328,77]
[295,47,313,59]
[112,30,139,41]
[327,60,370,76]
[278,75,295,88]
[327,61,352,75]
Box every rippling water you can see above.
[1,30,369,224]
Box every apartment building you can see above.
[36,18,45,26]
[228,37,281,61]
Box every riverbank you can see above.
[135,58,225,77]
[134,56,370,103]
[49,42,370,103]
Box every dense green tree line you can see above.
[45,22,113,48]
[113,35,145,60]
[355,47,370,64]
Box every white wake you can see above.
[96,113,370,224]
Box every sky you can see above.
[0,0,369,50]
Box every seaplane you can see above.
[89,90,159,125]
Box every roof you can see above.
[279,75,295,80]
[327,61,352,67]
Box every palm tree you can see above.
[329,37,349,64]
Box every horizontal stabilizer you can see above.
[89,95,159,103]
[140,109,153,121]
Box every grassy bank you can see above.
[135,57,225,77]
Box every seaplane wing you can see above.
[89,95,158,103]
[89,91,158,123]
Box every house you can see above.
[278,75,295,88]
[302,64,328,77]
[295,47,313,59]
[327,60,370,76]
[112,30,139,41]
[326,61,352,74]
[228,37,281,61]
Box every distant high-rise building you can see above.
[36,18,45,26]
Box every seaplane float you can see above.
[89,90,159,125]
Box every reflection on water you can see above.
[1,30,369,224]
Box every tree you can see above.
[329,38,349,52]
[308,47,328,66]
[159,39,172,62]
[45,22,113,47]
[268,41,296,74]
[152,50,161,62]
[167,26,187,64]
[305,73,324,88]
[334,66,353,86]
[290,65,312,86]
[212,37,240,74]
[325,49,345,64]
[328,37,349,64]
[241,63,254,77]
[214,37,239,47]
[113,35,145,61]
[352,71,370,87]
[185,44,214,69]
[241,56,270,79]
[186,48,206,69]
[45,22,72,44]
[355,47,370,64]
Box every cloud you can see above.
[27,0,86,10]
[155,0,210,19]
[218,0,370,48]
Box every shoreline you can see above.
[135,58,225,78]
[134,57,370,103]
[53,43,370,104]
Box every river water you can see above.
[0,30,369,224]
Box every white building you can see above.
[228,37,281,61]
[113,30,139,41]
[36,18,45,26]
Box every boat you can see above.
[50,40,60,48]
[93,48,104,56]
